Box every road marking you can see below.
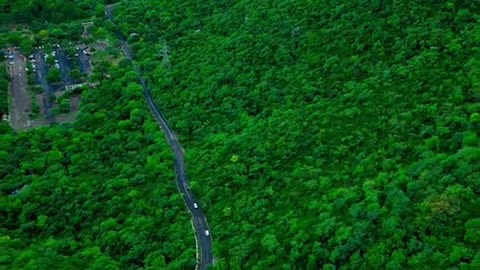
[191,220,200,270]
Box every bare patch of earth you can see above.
[7,49,32,131]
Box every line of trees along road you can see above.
[106,4,214,268]
[114,0,480,269]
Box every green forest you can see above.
[115,0,480,269]
[2,0,480,269]
[0,0,118,24]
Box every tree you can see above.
[38,30,49,39]
[70,69,82,81]
[47,68,61,83]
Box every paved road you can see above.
[106,5,214,270]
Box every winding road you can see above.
[105,5,214,270]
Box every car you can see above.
[9,61,13,65]
[205,230,209,236]
[75,53,78,57]
[193,203,198,209]
[54,63,60,69]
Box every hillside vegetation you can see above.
[1,49,196,269]
[114,0,480,269]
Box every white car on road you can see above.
[205,230,209,236]
[193,203,198,209]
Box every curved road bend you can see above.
[105,6,214,270]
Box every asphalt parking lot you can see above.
[29,45,92,124]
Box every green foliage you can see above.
[114,0,480,269]
[29,97,40,119]
[46,68,61,83]
[1,0,90,24]
[69,69,82,81]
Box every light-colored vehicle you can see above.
[193,203,198,209]
[205,230,209,236]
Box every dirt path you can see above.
[8,49,31,130]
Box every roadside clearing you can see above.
[7,49,32,130]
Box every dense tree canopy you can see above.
[2,0,480,269]
[0,0,119,24]
[114,0,480,269]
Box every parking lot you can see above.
[6,44,93,130]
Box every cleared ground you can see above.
[7,49,32,130]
